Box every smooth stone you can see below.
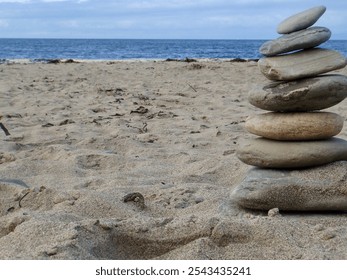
[248,75,347,112]
[260,27,331,56]
[277,5,326,34]
[258,48,347,81]
[230,161,347,211]
[236,137,347,169]
[245,112,343,141]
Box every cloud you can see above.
[207,14,279,27]
[41,0,69,2]
[127,0,211,9]
[0,0,85,2]
[126,0,302,9]
[0,0,30,3]
[0,0,345,39]
[58,19,80,28]
[40,0,89,2]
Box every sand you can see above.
[0,59,346,260]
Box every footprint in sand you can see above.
[154,187,204,209]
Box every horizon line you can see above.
[1,37,347,41]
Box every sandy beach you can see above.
[0,59,346,259]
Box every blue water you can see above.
[0,38,346,61]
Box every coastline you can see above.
[0,60,346,259]
[0,57,259,65]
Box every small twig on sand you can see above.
[187,83,197,92]
[0,122,10,136]
[141,122,148,133]
[19,191,30,208]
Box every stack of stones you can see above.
[231,6,347,212]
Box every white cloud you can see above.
[0,0,345,39]
[40,0,90,2]
[231,0,298,3]
[127,0,222,9]
[0,0,86,2]
[126,0,301,9]
[40,0,87,2]
[41,0,69,2]
[0,0,30,3]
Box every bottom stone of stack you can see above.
[230,161,347,211]
[237,137,347,169]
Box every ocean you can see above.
[0,38,347,61]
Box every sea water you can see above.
[0,38,346,61]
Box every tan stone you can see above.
[258,48,347,81]
[245,112,344,141]
[236,137,347,169]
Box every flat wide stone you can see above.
[245,112,343,141]
[236,137,347,169]
[231,161,347,211]
[260,27,331,56]
[248,75,347,112]
[258,48,347,81]
[277,5,326,34]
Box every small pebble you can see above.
[99,221,113,230]
[321,231,336,240]
[45,247,58,256]
[313,224,325,232]
[268,208,280,217]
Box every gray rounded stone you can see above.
[277,5,326,34]
[236,137,347,169]
[230,161,347,211]
[258,48,347,81]
[245,112,344,141]
[260,27,331,56]
[248,75,347,112]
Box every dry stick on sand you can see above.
[0,122,10,136]
[18,191,30,208]
[187,83,197,92]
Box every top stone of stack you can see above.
[277,5,326,34]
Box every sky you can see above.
[0,0,346,40]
